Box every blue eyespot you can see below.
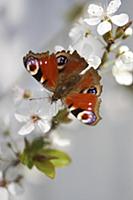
[87,88,97,94]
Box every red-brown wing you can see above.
[55,50,88,78]
[23,50,88,92]
[23,51,58,91]
[64,67,102,125]
[65,93,101,125]
[76,67,102,95]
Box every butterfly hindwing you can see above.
[65,93,101,125]
[65,68,102,125]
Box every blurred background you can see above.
[0,0,133,200]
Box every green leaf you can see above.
[19,137,45,169]
[19,138,71,179]
[19,152,33,169]
[39,149,71,168]
[30,137,44,154]
[34,160,55,179]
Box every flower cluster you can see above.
[112,46,133,85]
[84,0,129,35]
[68,0,132,86]
[0,85,71,199]
[0,171,23,200]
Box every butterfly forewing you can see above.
[23,51,58,91]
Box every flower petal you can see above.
[68,45,74,53]
[69,18,91,43]
[0,188,8,200]
[110,13,129,26]
[71,37,93,59]
[15,113,29,122]
[107,0,121,15]
[115,59,133,72]
[121,51,133,64]
[54,45,64,52]
[97,21,112,35]
[18,121,35,135]
[38,119,51,133]
[69,22,83,40]
[124,27,133,36]
[80,55,101,75]
[84,17,101,25]
[88,4,103,17]
[88,55,101,69]
[118,45,129,54]
[113,69,133,85]
[8,183,23,195]
[80,43,93,59]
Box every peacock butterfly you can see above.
[23,50,102,125]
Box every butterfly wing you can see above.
[65,68,102,125]
[65,93,101,125]
[23,51,58,91]
[23,50,88,92]
[55,50,88,77]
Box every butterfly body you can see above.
[23,50,102,126]
[51,73,81,101]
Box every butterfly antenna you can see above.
[29,96,49,101]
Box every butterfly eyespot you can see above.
[56,55,68,70]
[83,87,97,94]
[77,110,96,125]
[27,58,39,75]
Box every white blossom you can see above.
[14,92,54,136]
[68,18,101,64]
[112,46,133,85]
[15,112,51,136]
[69,18,91,44]
[0,171,23,200]
[84,0,129,35]
[118,45,129,54]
